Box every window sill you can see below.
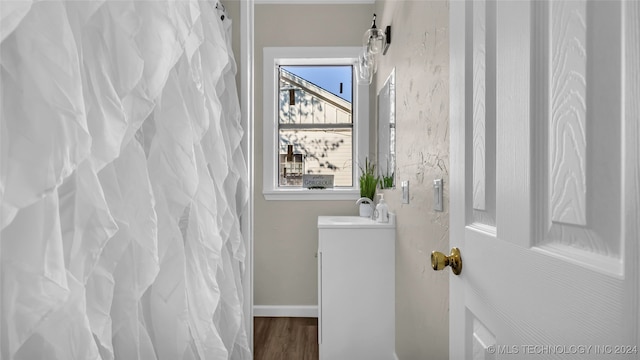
[263,188,361,201]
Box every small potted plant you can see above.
[358,157,379,217]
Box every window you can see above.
[263,47,369,200]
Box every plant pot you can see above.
[359,203,373,218]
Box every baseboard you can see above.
[253,305,318,318]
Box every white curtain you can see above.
[0,1,250,359]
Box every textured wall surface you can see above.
[374,1,450,359]
[253,4,373,306]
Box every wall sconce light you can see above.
[358,14,391,85]
[363,14,386,54]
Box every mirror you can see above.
[377,68,396,189]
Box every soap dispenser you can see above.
[375,193,389,223]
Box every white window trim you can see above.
[263,47,369,200]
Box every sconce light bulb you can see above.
[363,28,385,55]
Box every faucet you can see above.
[356,197,375,219]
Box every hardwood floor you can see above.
[254,317,319,360]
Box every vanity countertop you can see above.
[317,214,396,229]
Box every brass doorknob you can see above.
[431,247,462,275]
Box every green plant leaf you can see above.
[358,157,379,200]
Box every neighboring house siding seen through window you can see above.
[278,67,353,187]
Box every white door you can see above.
[447,0,640,359]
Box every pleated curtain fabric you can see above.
[0,1,250,359]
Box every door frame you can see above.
[240,0,255,353]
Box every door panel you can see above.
[548,0,589,228]
[450,0,639,358]
[535,0,623,273]
[469,311,496,360]
[470,0,497,228]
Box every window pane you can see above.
[281,65,352,102]
[279,129,353,187]
[279,66,352,125]
[277,65,354,189]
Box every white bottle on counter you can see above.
[375,193,389,223]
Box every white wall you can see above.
[374,1,450,359]
[253,4,374,308]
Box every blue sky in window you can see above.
[282,66,352,103]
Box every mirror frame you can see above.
[377,68,396,189]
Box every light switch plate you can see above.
[401,181,409,204]
[433,179,443,212]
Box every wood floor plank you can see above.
[254,317,319,360]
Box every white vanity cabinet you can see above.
[317,216,395,360]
